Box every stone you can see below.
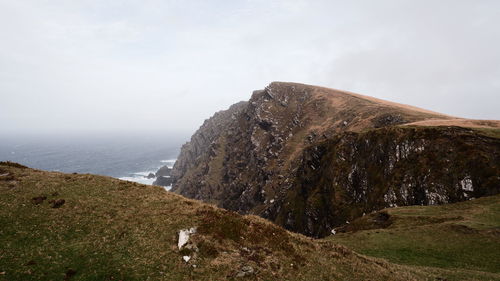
[178,227,197,249]
[155,166,172,177]
[153,176,173,187]
[236,265,254,277]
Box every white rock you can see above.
[331,229,336,235]
[460,176,473,192]
[178,227,197,249]
[183,256,191,262]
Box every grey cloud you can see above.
[0,0,498,135]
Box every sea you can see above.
[0,133,187,187]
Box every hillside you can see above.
[0,162,420,281]
[1,162,499,280]
[329,194,500,275]
[168,82,500,237]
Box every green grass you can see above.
[1,162,499,280]
[329,195,500,275]
[0,163,436,281]
[473,128,500,139]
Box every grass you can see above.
[329,195,500,277]
[473,128,500,139]
[0,163,436,281]
[1,162,499,280]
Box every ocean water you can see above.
[0,133,186,185]
[118,159,176,185]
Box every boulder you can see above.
[155,166,172,177]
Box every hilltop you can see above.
[168,82,500,237]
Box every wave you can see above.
[118,159,176,191]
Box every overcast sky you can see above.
[1,0,499,136]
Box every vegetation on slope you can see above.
[329,195,500,276]
[0,162,433,281]
[1,162,499,280]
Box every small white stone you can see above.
[183,256,191,263]
[331,229,336,235]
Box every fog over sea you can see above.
[0,133,186,185]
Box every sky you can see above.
[1,0,499,136]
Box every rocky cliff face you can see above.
[169,101,247,193]
[170,82,500,237]
[273,126,500,237]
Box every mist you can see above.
[1,0,499,136]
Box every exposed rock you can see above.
[278,127,500,237]
[178,227,197,249]
[372,113,406,128]
[153,176,173,187]
[146,173,156,179]
[155,166,172,177]
[170,82,500,238]
[236,265,255,277]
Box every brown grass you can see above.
[0,162,475,280]
[405,118,500,129]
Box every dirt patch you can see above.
[0,173,15,181]
[64,269,77,280]
[449,224,479,234]
[49,199,65,208]
[31,196,47,205]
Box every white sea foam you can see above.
[133,171,156,177]
[160,159,176,168]
[119,176,156,185]
[118,159,177,187]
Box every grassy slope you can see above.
[1,162,498,280]
[328,195,500,279]
[0,162,432,281]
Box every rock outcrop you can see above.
[155,166,171,177]
[153,176,174,187]
[170,82,500,237]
